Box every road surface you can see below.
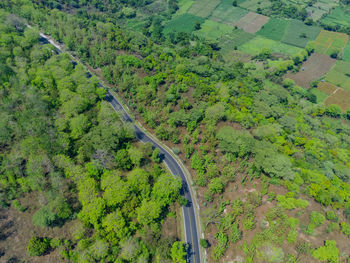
[38,29,202,263]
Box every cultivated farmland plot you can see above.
[218,28,255,53]
[343,42,350,62]
[235,12,270,34]
[163,13,204,35]
[195,19,233,39]
[239,35,302,56]
[210,0,248,25]
[281,20,322,48]
[187,0,221,17]
[256,18,289,41]
[318,82,350,110]
[313,30,349,56]
[325,60,350,92]
[321,7,350,28]
[239,0,272,12]
[285,53,336,88]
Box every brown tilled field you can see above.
[285,53,336,88]
[317,81,338,94]
[325,88,350,111]
[235,12,270,34]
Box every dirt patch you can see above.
[0,192,76,263]
[285,53,336,88]
[235,12,270,34]
[325,88,350,111]
[317,81,338,94]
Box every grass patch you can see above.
[311,88,328,103]
[163,13,204,35]
[256,18,288,41]
[195,20,234,40]
[239,0,271,12]
[210,0,249,25]
[239,35,302,56]
[174,0,194,16]
[187,0,221,18]
[313,30,349,56]
[218,28,255,53]
[343,41,350,62]
[281,20,322,48]
[325,60,350,92]
[321,7,350,28]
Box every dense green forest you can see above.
[0,10,185,262]
[1,0,350,262]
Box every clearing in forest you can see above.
[187,0,221,17]
[256,17,289,41]
[325,60,350,92]
[306,0,337,21]
[163,13,204,35]
[313,30,349,56]
[239,35,302,56]
[235,12,270,34]
[285,53,336,88]
[195,20,233,40]
[281,20,322,48]
[210,0,248,25]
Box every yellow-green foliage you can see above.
[276,195,309,210]
[312,240,339,263]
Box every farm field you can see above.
[317,82,350,110]
[321,7,350,28]
[307,0,337,21]
[311,87,328,103]
[218,28,255,53]
[325,60,350,92]
[285,53,336,88]
[195,19,233,39]
[163,13,204,35]
[210,0,248,25]
[174,0,194,16]
[325,88,350,111]
[238,35,302,56]
[256,18,289,41]
[342,41,350,62]
[313,30,349,56]
[281,20,322,48]
[235,12,270,34]
[239,0,272,12]
[187,0,221,17]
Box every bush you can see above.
[32,206,56,227]
[340,222,350,237]
[310,211,325,227]
[27,236,51,256]
[229,223,242,243]
[200,238,209,248]
[326,211,339,222]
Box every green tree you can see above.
[171,241,186,263]
[27,236,51,256]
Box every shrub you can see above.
[310,211,325,227]
[32,206,56,227]
[200,239,209,248]
[229,223,242,243]
[312,240,339,263]
[326,211,339,222]
[27,236,51,256]
[340,222,350,237]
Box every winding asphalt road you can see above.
[38,30,202,263]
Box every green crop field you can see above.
[325,61,350,92]
[256,18,288,41]
[313,30,349,56]
[187,0,221,18]
[174,0,194,16]
[343,42,350,62]
[239,0,272,12]
[163,13,204,35]
[210,0,248,25]
[195,19,234,40]
[311,88,328,103]
[306,6,327,21]
[218,28,255,53]
[281,20,322,48]
[239,35,302,56]
[321,7,350,28]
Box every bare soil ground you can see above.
[317,81,338,94]
[235,12,270,34]
[285,53,336,88]
[0,192,76,263]
[325,88,350,111]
